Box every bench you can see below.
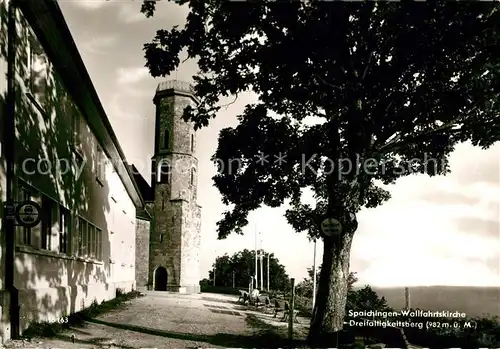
[238,290,249,303]
[252,295,271,310]
[273,300,299,323]
[273,299,286,318]
[282,309,300,323]
[262,296,273,313]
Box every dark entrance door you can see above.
[154,267,168,291]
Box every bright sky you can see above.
[59,1,500,287]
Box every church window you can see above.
[96,146,106,185]
[160,234,164,242]
[26,28,51,109]
[191,134,194,152]
[164,129,169,149]
[157,160,171,183]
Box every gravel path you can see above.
[2,292,265,349]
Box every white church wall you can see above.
[0,0,9,339]
[0,3,138,340]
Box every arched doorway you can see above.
[154,267,168,291]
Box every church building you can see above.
[0,0,202,343]
[0,0,142,342]
[133,80,202,294]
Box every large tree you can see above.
[208,249,290,291]
[141,1,500,344]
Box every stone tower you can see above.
[148,80,202,293]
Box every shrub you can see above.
[346,285,390,313]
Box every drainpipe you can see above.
[4,0,20,339]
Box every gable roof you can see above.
[18,0,145,209]
[130,165,153,203]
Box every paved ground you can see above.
[3,292,306,349]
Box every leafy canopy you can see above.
[142,1,500,239]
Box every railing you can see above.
[156,80,194,94]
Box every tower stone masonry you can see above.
[148,80,202,293]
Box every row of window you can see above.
[77,217,102,260]
[16,182,102,260]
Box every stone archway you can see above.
[154,267,168,291]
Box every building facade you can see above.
[0,0,144,343]
[131,165,152,289]
[134,81,202,294]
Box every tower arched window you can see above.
[191,134,194,153]
[164,129,169,149]
[190,168,195,186]
[157,160,171,183]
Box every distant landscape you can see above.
[369,286,500,318]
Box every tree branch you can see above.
[220,94,239,110]
[313,73,343,91]
[380,126,463,154]
[378,104,481,155]
[361,51,374,81]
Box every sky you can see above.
[58,1,500,287]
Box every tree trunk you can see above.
[307,222,355,347]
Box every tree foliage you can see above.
[207,249,290,291]
[142,0,500,339]
[142,1,500,238]
[346,285,390,313]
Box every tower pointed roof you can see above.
[153,79,200,104]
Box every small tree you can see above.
[347,285,389,312]
[347,271,358,292]
[207,249,290,290]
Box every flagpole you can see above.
[267,253,270,292]
[254,225,258,290]
[312,239,317,308]
[259,232,263,291]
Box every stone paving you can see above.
[2,292,291,349]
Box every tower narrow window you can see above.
[164,129,169,149]
[160,234,163,242]
[191,134,194,153]
[157,161,171,183]
[190,168,195,186]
